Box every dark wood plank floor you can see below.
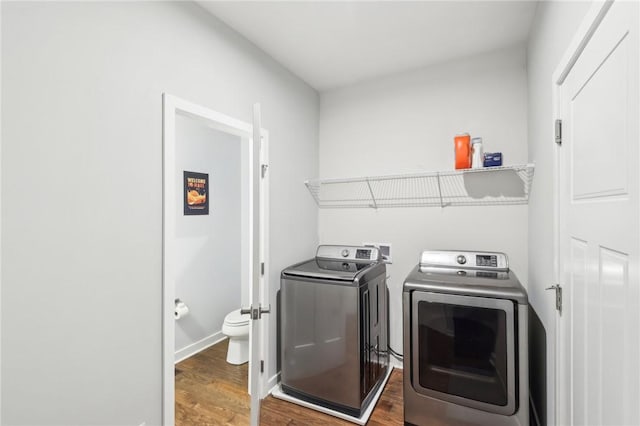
[175,339,250,425]
[175,339,403,425]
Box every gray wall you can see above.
[318,46,529,355]
[1,2,319,425]
[526,2,590,424]
[174,115,243,359]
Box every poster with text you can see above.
[184,171,209,215]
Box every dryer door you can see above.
[411,292,517,415]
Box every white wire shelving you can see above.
[305,164,535,208]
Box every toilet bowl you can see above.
[222,308,251,365]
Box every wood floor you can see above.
[175,339,403,425]
[175,339,250,425]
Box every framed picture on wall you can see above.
[183,171,209,215]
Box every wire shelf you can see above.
[305,164,535,208]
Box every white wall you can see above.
[174,115,244,359]
[318,46,529,356]
[527,2,591,425]
[1,2,319,425]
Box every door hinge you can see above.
[546,284,562,313]
[260,262,265,276]
[555,119,562,145]
[260,360,264,373]
[261,164,269,178]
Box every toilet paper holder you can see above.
[174,298,190,320]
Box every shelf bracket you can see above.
[365,179,378,209]
[436,172,444,208]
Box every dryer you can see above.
[403,250,529,426]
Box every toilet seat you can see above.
[224,308,250,326]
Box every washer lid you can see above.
[281,258,377,282]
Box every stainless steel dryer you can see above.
[403,250,529,426]
[280,245,389,417]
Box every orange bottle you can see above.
[454,133,471,169]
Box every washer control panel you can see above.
[420,250,508,271]
[476,254,498,268]
[316,245,381,262]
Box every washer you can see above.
[403,250,529,426]
[280,245,389,417]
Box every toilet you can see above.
[222,308,251,365]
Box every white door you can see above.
[247,103,268,426]
[557,1,639,425]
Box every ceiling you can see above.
[199,1,537,92]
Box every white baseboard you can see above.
[175,331,226,364]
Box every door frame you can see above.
[0,1,4,423]
[161,94,270,425]
[551,1,617,424]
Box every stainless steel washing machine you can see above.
[403,250,529,426]
[280,245,389,417]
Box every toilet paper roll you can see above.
[174,301,189,320]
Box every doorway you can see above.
[162,95,270,425]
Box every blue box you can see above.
[483,152,503,167]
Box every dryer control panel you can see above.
[420,250,508,271]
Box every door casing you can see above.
[162,94,270,425]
